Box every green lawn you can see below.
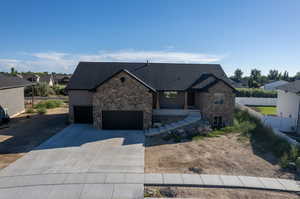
[253,106,277,115]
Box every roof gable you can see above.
[92,69,156,92]
[188,73,236,91]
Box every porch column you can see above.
[156,92,160,109]
[184,91,188,109]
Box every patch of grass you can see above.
[192,118,256,141]
[36,107,47,114]
[253,106,277,115]
[34,100,63,109]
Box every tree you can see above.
[249,69,262,88]
[268,69,280,81]
[282,71,289,81]
[232,69,243,82]
[295,72,300,80]
[10,67,18,76]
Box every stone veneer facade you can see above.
[195,81,235,126]
[92,71,153,129]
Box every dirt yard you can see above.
[145,133,295,179]
[0,107,68,169]
[145,186,300,199]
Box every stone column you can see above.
[156,92,160,109]
[184,92,188,109]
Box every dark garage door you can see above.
[73,106,93,124]
[102,111,143,130]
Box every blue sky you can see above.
[0,0,299,76]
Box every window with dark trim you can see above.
[164,91,178,99]
[214,93,224,104]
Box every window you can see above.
[164,91,178,99]
[120,77,126,83]
[214,93,224,104]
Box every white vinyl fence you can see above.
[236,97,277,106]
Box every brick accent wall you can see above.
[93,71,153,129]
[195,81,235,126]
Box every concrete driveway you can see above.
[0,124,145,199]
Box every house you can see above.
[67,62,236,130]
[21,74,54,86]
[0,74,32,117]
[229,79,248,88]
[276,80,300,133]
[53,74,72,85]
[261,80,288,91]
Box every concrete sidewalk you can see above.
[0,172,299,193]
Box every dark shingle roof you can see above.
[0,74,33,90]
[276,80,300,93]
[39,74,53,84]
[67,62,231,91]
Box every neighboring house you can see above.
[276,80,300,133]
[67,62,236,130]
[261,80,288,91]
[0,74,32,117]
[53,74,72,85]
[21,74,54,86]
[39,74,54,86]
[229,79,248,88]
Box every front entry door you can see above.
[187,92,195,106]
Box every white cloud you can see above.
[32,52,69,61]
[0,50,225,73]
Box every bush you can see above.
[26,108,35,114]
[37,107,47,114]
[52,84,66,95]
[237,88,277,98]
[25,82,55,97]
[34,100,63,109]
[279,153,290,168]
[296,157,300,170]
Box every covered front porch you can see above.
[153,91,198,110]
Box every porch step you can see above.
[145,114,201,137]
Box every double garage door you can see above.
[73,106,143,130]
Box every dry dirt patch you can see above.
[145,133,294,179]
[0,107,68,169]
[145,186,300,199]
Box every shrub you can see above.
[36,83,54,97]
[34,100,63,109]
[273,139,291,158]
[296,157,300,170]
[26,108,35,114]
[237,88,277,98]
[279,153,290,168]
[37,107,47,114]
[52,84,66,95]
[289,146,299,161]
